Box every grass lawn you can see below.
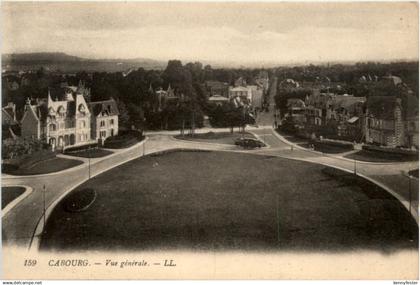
[66,148,113,158]
[275,130,312,149]
[2,186,26,209]
[4,157,83,176]
[40,151,418,252]
[175,131,257,145]
[345,150,419,163]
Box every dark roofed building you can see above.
[365,96,404,147]
[2,102,18,126]
[88,98,119,142]
[21,88,92,149]
[205,81,230,98]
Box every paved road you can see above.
[2,135,238,248]
[2,127,418,249]
[256,76,278,127]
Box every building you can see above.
[228,84,264,109]
[88,99,119,142]
[286,98,306,125]
[365,96,404,147]
[21,87,92,150]
[2,102,18,126]
[401,93,419,149]
[20,85,119,150]
[234,77,247,87]
[229,86,250,103]
[305,92,366,140]
[2,102,20,140]
[153,84,177,110]
[204,81,230,98]
[208,95,229,106]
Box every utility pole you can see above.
[408,176,412,215]
[88,146,91,179]
[143,118,146,156]
[191,99,196,137]
[353,158,357,175]
[43,185,46,232]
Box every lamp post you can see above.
[43,185,46,230]
[353,158,357,175]
[143,118,146,156]
[88,146,91,179]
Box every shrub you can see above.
[3,149,56,171]
[64,143,99,154]
[313,140,354,153]
[103,130,144,149]
[2,137,50,159]
[63,188,97,212]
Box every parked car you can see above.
[234,137,265,149]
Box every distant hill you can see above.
[2,52,166,73]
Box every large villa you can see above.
[20,83,119,150]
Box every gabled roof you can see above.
[230,86,249,92]
[209,95,229,101]
[382,75,402,86]
[88,98,119,117]
[332,95,365,111]
[2,105,16,121]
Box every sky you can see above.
[2,2,419,66]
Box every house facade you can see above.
[286,98,306,125]
[153,84,177,111]
[21,87,92,149]
[20,85,119,149]
[204,81,230,98]
[365,96,404,147]
[304,92,366,140]
[88,99,119,142]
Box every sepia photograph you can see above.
[1,1,419,281]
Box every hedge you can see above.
[64,143,99,154]
[3,149,56,170]
[63,188,97,212]
[313,140,354,153]
[103,130,144,149]
[362,144,419,156]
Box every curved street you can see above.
[2,126,419,250]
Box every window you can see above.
[49,124,56,132]
[100,120,105,127]
[100,131,107,138]
[110,119,114,125]
[80,120,86,128]
[110,129,114,136]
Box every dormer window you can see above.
[57,106,66,116]
[78,104,86,113]
[48,107,56,116]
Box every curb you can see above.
[272,130,419,167]
[28,138,149,251]
[2,138,149,180]
[2,185,33,218]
